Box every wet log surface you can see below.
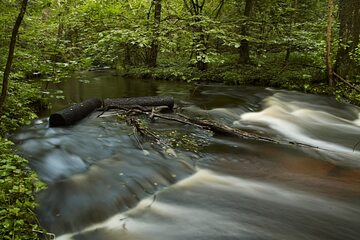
[103,96,174,109]
[49,98,102,127]
[49,96,175,127]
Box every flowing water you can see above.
[13,71,360,240]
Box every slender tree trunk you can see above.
[123,44,132,68]
[194,20,208,71]
[326,0,334,86]
[184,0,207,71]
[0,0,29,111]
[284,0,297,64]
[284,47,291,63]
[335,0,360,79]
[239,0,255,64]
[195,37,207,71]
[147,0,162,67]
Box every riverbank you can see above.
[0,80,48,239]
[121,61,360,106]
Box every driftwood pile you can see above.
[49,96,323,151]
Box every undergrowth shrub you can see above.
[0,79,48,239]
[0,139,46,239]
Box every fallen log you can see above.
[49,98,102,127]
[173,113,276,142]
[103,96,174,110]
[98,103,336,153]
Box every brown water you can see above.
[13,71,360,240]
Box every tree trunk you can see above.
[284,0,298,64]
[284,47,291,63]
[325,0,334,86]
[239,0,255,64]
[104,96,174,110]
[49,98,102,127]
[123,44,132,68]
[334,0,360,79]
[147,0,162,67]
[195,29,208,71]
[184,0,208,71]
[0,0,29,112]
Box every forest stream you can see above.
[12,71,360,240]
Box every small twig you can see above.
[27,208,55,240]
[96,106,109,117]
[127,117,170,150]
[129,127,145,151]
[147,194,157,208]
[152,112,206,129]
[149,107,155,121]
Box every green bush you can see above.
[0,79,49,239]
[0,139,47,240]
[0,81,43,136]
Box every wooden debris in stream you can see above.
[96,105,326,153]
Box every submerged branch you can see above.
[96,101,341,153]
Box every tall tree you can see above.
[0,0,29,111]
[146,0,162,67]
[239,0,255,64]
[184,0,208,71]
[284,0,297,64]
[335,0,360,78]
[325,0,334,86]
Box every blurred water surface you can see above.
[14,71,360,240]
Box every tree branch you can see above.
[147,0,155,20]
[183,0,194,15]
[213,0,225,18]
[334,72,360,93]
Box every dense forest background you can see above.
[1,0,360,105]
[0,0,360,239]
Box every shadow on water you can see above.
[13,71,360,239]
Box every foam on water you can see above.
[355,113,360,126]
[56,169,360,240]
[57,169,360,240]
[239,93,360,155]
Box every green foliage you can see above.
[0,80,44,135]
[1,0,359,105]
[0,138,47,239]
[0,80,47,239]
[167,130,207,152]
[0,1,358,238]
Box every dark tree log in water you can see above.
[103,96,174,109]
[49,98,102,127]
[50,96,174,127]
